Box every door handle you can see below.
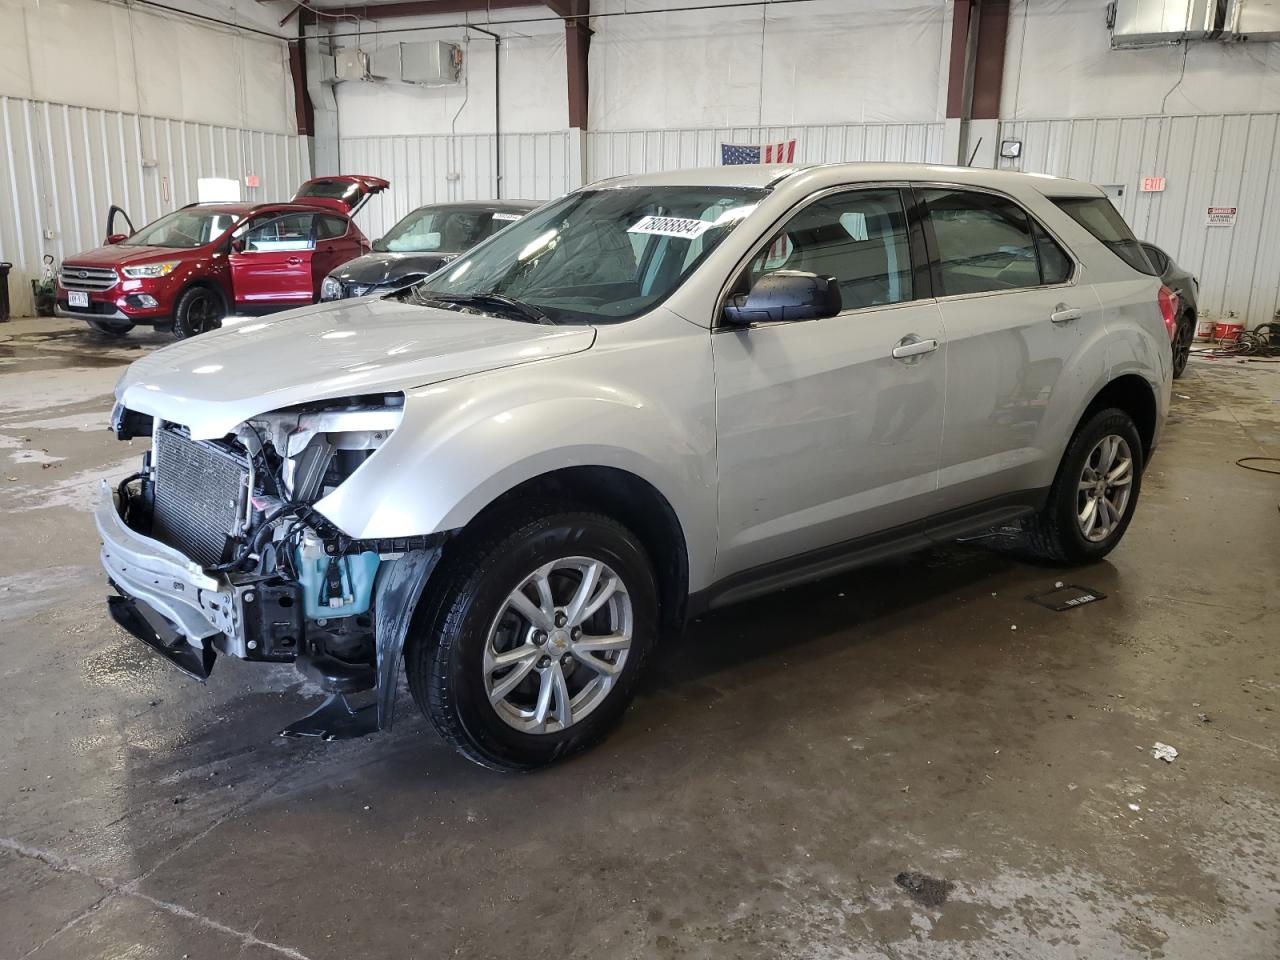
[891,336,939,360]
[287,256,303,265]
[1051,305,1082,324]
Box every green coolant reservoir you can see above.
[295,534,381,619]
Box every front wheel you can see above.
[407,508,659,771]
[1023,408,1144,565]
[172,287,225,340]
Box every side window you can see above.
[746,188,914,310]
[920,189,1041,295]
[241,213,315,253]
[316,215,348,240]
[1140,242,1168,274]
[1033,220,1073,284]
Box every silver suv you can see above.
[99,163,1172,769]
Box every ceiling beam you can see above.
[318,0,559,19]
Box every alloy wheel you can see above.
[1076,434,1134,542]
[1173,320,1193,376]
[483,557,633,734]
[188,292,219,335]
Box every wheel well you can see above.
[1083,374,1158,458]
[178,280,227,311]
[467,466,691,633]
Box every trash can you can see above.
[0,262,11,322]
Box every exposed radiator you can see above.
[152,427,250,568]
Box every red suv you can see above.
[55,175,389,338]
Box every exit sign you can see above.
[245,174,261,189]
[1141,176,1166,192]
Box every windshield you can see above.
[374,207,526,253]
[122,209,239,248]
[414,186,766,324]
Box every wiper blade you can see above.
[420,292,553,325]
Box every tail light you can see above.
[1158,285,1179,341]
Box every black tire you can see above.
[172,286,225,340]
[1022,407,1144,565]
[406,506,659,771]
[88,319,133,337]
[1171,312,1194,379]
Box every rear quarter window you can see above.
[1052,197,1157,276]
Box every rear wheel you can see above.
[88,320,133,337]
[1172,312,1194,379]
[1023,407,1144,564]
[172,287,225,340]
[407,507,658,771]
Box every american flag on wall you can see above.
[721,140,797,165]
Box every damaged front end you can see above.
[99,395,443,740]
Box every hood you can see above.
[63,244,194,268]
[115,298,595,439]
[329,251,458,286]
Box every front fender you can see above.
[314,320,718,589]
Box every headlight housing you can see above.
[122,261,180,279]
[320,276,344,301]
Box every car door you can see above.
[312,214,356,297]
[228,212,317,307]
[916,187,1101,526]
[712,187,946,583]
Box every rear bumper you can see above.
[94,481,242,652]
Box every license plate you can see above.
[68,291,89,308]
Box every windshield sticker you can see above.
[491,212,523,222]
[627,215,715,239]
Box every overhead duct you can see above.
[1225,0,1280,41]
[1107,0,1224,47]
[327,41,463,85]
[369,42,463,85]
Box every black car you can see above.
[320,200,539,301]
[1141,241,1199,379]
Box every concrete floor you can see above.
[1,316,1277,960]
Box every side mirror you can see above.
[722,271,842,326]
[105,233,129,245]
[230,238,245,254]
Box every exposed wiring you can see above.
[92,0,289,40]
[1159,41,1190,115]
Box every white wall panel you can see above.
[588,0,951,130]
[1,0,295,134]
[1003,0,1280,120]
[0,95,309,317]
[585,122,946,181]
[338,132,572,241]
[999,113,1280,327]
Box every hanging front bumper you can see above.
[94,481,242,675]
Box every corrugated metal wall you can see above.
[339,132,573,241]
[0,95,310,317]
[585,122,947,180]
[337,124,945,242]
[999,113,1280,328]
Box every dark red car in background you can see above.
[55,175,389,338]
